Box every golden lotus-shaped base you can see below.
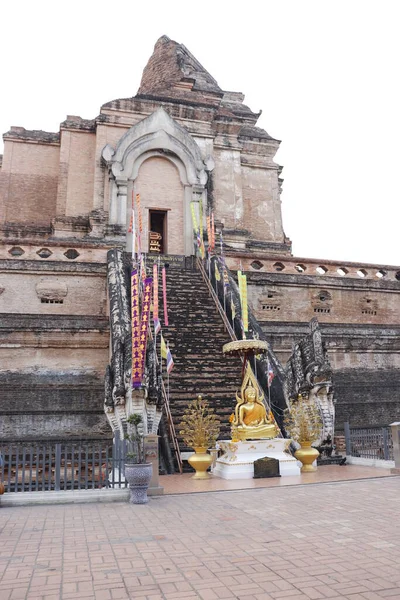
[236,423,278,441]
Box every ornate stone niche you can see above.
[360,296,378,316]
[35,280,68,304]
[102,107,211,256]
[312,289,332,315]
[257,288,282,314]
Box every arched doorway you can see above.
[133,156,185,255]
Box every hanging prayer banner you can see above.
[267,359,275,387]
[241,273,249,332]
[190,202,198,233]
[131,269,141,388]
[206,215,212,252]
[140,254,146,282]
[199,202,205,259]
[162,266,169,326]
[161,335,174,374]
[215,260,221,282]
[132,276,153,389]
[166,343,174,374]
[223,267,229,288]
[237,270,243,305]
[200,238,205,259]
[211,212,215,250]
[153,264,161,334]
[161,334,167,360]
[136,194,143,233]
[199,199,203,240]
[231,297,236,320]
[128,191,136,259]
[136,193,142,257]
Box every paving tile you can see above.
[1,475,400,600]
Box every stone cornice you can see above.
[0,260,107,274]
[245,271,400,292]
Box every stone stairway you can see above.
[159,263,242,447]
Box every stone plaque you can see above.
[253,457,280,479]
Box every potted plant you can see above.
[124,413,153,503]
[179,395,220,479]
[284,394,322,472]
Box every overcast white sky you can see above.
[1,0,399,266]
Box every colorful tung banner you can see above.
[136,193,142,257]
[128,191,136,258]
[190,202,198,233]
[199,199,203,240]
[132,277,153,389]
[162,266,169,326]
[153,263,161,334]
[131,269,141,388]
[136,194,143,233]
[211,212,215,250]
[206,214,212,252]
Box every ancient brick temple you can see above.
[0,35,399,441]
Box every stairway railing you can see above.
[197,254,287,435]
[197,258,237,342]
[148,327,183,473]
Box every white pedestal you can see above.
[213,438,300,480]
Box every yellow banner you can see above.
[241,273,248,332]
[238,271,248,332]
[190,202,198,232]
[215,261,221,281]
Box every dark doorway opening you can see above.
[149,210,167,254]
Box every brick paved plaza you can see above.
[1,476,400,600]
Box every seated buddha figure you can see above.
[233,368,277,440]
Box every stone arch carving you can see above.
[102,108,209,255]
[132,150,190,186]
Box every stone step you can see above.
[157,265,242,452]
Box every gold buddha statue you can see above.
[232,365,277,441]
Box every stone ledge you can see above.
[0,259,107,274]
[0,488,129,507]
[0,486,164,507]
[0,314,109,331]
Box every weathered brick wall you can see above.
[0,272,107,316]
[261,321,400,428]
[334,369,400,429]
[0,140,59,225]
[247,275,400,326]
[134,157,185,254]
[0,372,109,440]
[138,37,182,95]
[242,165,284,243]
[56,131,96,217]
[93,124,129,213]
[212,148,244,229]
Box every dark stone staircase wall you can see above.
[0,372,110,441]
[160,265,242,447]
[334,369,400,429]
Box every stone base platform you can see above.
[213,438,301,480]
